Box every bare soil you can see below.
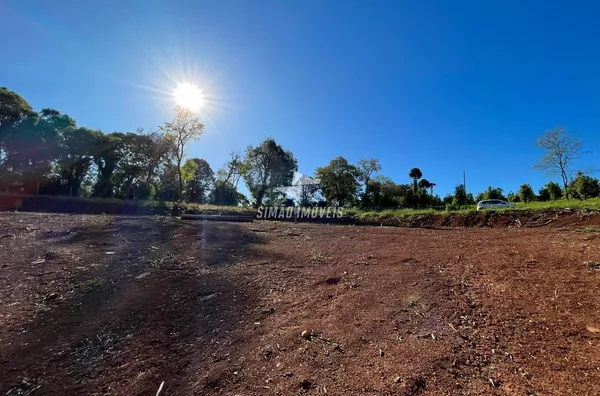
[1,213,600,395]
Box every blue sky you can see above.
[2,0,600,197]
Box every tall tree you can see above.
[92,132,123,198]
[0,87,35,129]
[0,87,36,190]
[418,178,435,194]
[182,158,214,203]
[57,127,97,197]
[356,158,381,207]
[408,168,422,193]
[533,126,582,198]
[243,138,297,207]
[453,184,467,208]
[155,163,180,201]
[112,133,155,199]
[159,106,204,200]
[315,156,359,207]
[210,152,246,207]
[4,108,74,192]
[141,130,173,196]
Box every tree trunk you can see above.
[562,171,569,199]
[177,158,184,201]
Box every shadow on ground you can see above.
[0,216,269,396]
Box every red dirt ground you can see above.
[2,213,600,395]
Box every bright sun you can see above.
[174,83,204,110]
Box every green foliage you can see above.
[181,158,199,182]
[518,183,536,203]
[408,167,422,193]
[356,158,381,207]
[316,156,359,207]
[243,138,297,207]
[507,191,520,203]
[537,187,550,202]
[546,181,563,200]
[159,106,205,199]
[0,87,35,128]
[181,158,214,203]
[475,186,505,201]
[571,171,600,200]
[453,184,467,208]
[209,180,245,206]
[4,86,600,218]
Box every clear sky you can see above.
[2,0,600,197]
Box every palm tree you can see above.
[418,179,436,195]
[418,178,431,191]
[408,168,422,193]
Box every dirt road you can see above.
[1,213,600,395]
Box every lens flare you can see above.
[174,83,204,110]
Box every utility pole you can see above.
[463,171,466,193]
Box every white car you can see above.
[476,199,515,211]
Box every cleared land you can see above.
[1,213,600,395]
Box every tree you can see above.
[92,132,123,198]
[545,181,563,200]
[182,158,214,203]
[537,187,550,202]
[476,186,505,201]
[533,126,582,198]
[356,158,381,208]
[0,87,35,129]
[155,163,180,201]
[57,127,97,197]
[507,191,520,203]
[316,156,359,207]
[159,106,204,200]
[3,108,75,193]
[408,168,422,193]
[0,87,36,191]
[209,180,245,206]
[243,138,297,207]
[572,171,600,200]
[453,184,467,208]
[418,178,435,194]
[141,130,173,197]
[518,183,535,203]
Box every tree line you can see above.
[1,86,597,210]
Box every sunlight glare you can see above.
[174,83,204,110]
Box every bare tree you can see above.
[159,106,204,199]
[533,126,582,198]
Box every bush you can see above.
[445,203,459,211]
[518,183,536,203]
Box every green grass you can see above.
[346,198,600,221]
[345,207,474,221]
[512,198,600,211]
[0,193,251,215]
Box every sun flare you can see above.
[173,83,204,110]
